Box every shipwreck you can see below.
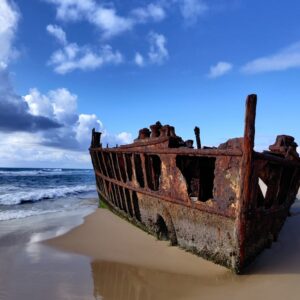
[89,94,300,273]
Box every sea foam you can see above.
[0,185,96,205]
[0,209,61,221]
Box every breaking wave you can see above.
[0,185,96,205]
[0,168,92,177]
[0,209,61,221]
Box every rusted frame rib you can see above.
[96,168,108,198]
[109,152,118,180]
[116,183,125,211]
[128,189,137,219]
[123,153,130,182]
[99,152,109,177]
[95,170,235,219]
[94,152,103,174]
[113,152,122,181]
[97,148,242,157]
[140,153,149,189]
[121,186,131,213]
[96,186,106,200]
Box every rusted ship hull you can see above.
[90,95,300,273]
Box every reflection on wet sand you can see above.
[91,260,234,300]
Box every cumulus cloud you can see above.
[0,0,19,68]
[76,114,102,146]
[91,6,134,39]
[45,0,166,39]
[0,132,92,168]
[47,26,169,71]
[133,32,169,66]
[134,52,145,67]
[176,0,208,24]
[23,88,132,150]
[148,32,169,65]
[207,61,233,78]
[241,41,300,74]
[45,0,97,22]
[46,24,67,45]
[47,26,123,74]
[24,88,78,125]
[45,0,133,38]
[23,88,80,150]
[131,3,166,23]
[0,72,62,133]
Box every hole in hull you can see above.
[156,215,169,241]
[176,156,215,202]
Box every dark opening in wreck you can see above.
[90,94,300,273]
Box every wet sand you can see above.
[47,199,300,300]
[1,197,300,300]
[0,207,96,300]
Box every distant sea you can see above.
[0,168,98,221]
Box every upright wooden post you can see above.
[236,94,257,272]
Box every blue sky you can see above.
[0,0,300,168]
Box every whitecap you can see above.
[0,185,96,205]
[0,209,61,221]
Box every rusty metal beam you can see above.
[254,152,300,167]
[91,148,242,157]
[95,170,235,219]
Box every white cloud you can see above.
[131,3,166,23]
[100,131,133,148]
[46,0,132,39]
[177,0,208,24]
[24,88,78,125]
[46,24,67,45]
[45,0,166,39]
[116,132,133,144]
[76,114,102,146]
[148,32,169,65]
[48,39,123,74]
[207,61,232,78]
[48,88,78,125]
[91,6,133,39]
[46,25,123,74]
[241,42,300,74]
[46,0,95,22]
[24,88,55,118]
[134,52,145,67]
[0,0,19,67]
[0,132,92,168]
[23,87,132,151]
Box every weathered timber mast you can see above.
[90,94,300,273]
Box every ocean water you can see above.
[0,168,98,221]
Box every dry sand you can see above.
[46,201,300,300]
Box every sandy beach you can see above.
[1,195,299,300]
[47,202,300,300]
